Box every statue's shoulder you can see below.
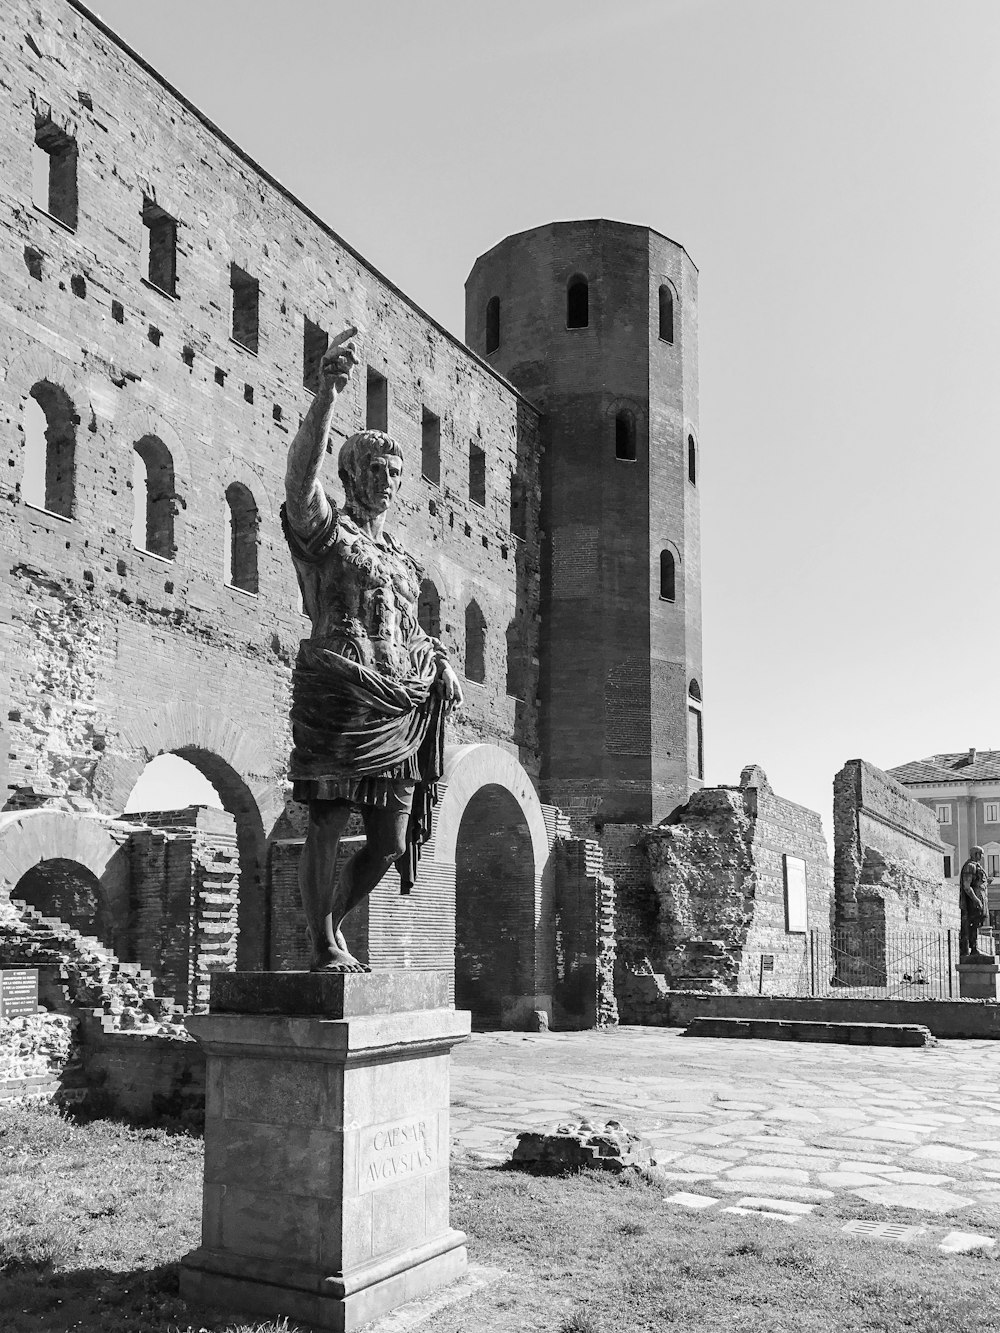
[382,529,421,573]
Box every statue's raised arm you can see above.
[284,326,358,541]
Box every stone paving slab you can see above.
[450,1027,1000,1228]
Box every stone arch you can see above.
[432,744,552,1027]
[3,347,91,510]
[115,403,192,507]
[93,702,284,971]
[0,809,130,953]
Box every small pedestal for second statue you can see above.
[957,957,1000,1000]
[180,970,470,1332]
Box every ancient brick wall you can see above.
[0,0,542,972]
[0,1011,77,1103]
[553,837,618,1029]
[833,759,956,933]
[619,767,832,1009]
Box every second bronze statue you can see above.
[281,327,464,972]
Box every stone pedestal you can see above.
[957,958,1000,1000]
[180,970,470,1332]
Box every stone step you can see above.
[682,1016,936,1047]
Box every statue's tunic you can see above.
[280,497,446,890]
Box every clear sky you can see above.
[90,0,1000,837]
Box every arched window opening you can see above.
[24,381,76,517]
[566,275,589,329]
[418,579,441,639]
[506,620,526,700]
[485,296,500,354]
[465,600,486,684]
[659,284,674,343]
[688,677,702,703]
[660,550,676,602]
[131,435,176,558]
[615,411,636,462]
[688,434,697,485]
[225,482,259,594]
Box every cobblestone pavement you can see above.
[449,1027,1000,1224]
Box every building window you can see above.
[689,677,702,702]
[131,435,175,558]
[23,381,76,518]
[33,116,78,230]
[230,264,259,353]
[988,854,1000,879]
[225,482,259,593]
[465,600,486,683]
[688,434,697,485]
[469,441,486,507]
[658,284,674,343]
[141,199,177,295]
[567,275,589,329]
[660,550,676,602]
[366,368,388,431]
[944,855,953,879]
[421,408,441,485]
[506,620,526,700]
[302,317,328,393]
[688,705,704,780]
[936,804,952,825]
[418,579,441,639]
[984,803,1000,824]
[510,474,527,541]
[485,296,500,354]
[615,411,636,461]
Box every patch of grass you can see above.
[0,1104,997,1333]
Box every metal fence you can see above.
[808,929,998,1000]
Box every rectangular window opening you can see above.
[510,475,527,540]
[421,408,441,485]
[687,706,704,780]
[944,855,953,879]
[985,803,1000,824]
[230,263,259,353]
[469,440,486,507]
[366,368,388,431]
[936,804,952,825]
[141,198,178,296]
[33,117,78,230]
[989,855,1000,879]
[303,317,328,393]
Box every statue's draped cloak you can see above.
[281,501,445,891]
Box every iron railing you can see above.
[808,929,998,1000]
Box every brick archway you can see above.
[432,744,554,1027]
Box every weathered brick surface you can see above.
[553,837,618,1029]
[834,759,955,933]
[0,1011,77,1102]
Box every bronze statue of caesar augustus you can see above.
[281,328,463,972]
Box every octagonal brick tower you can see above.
[466,219,703,829]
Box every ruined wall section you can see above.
[553,837,617,1029]
[833,759,956,933]
[0,0,542,837]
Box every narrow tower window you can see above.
[230,264,259,353]
[659,550,676,602]
[366,368,388,431]
[658,284,674,343]
[506,620,525,699]
[421,408,441,485]
[615,412,636,461]
[23,382,76,517]
[418,579,441,638]
[142,199,178,295]
[509,474,527,540]
[485,296,500,353]
[131,435,176,558]
[33,116,78,230]
[469,441,486,507]
[688,434,697,485]
[302,317,328,392]
[566,275,589,329]
[465,600,486,683]
[688,678,702,703]
[225,482,259,593]
[688,705,704,780]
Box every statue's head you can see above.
[971,846,985,862]
[338,430,403,517]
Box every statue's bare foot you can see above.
[309,943,370,973]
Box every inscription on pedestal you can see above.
[360,1114,438,1193]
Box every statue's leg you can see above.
[331,798,413,947]
[301,800,357,971]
